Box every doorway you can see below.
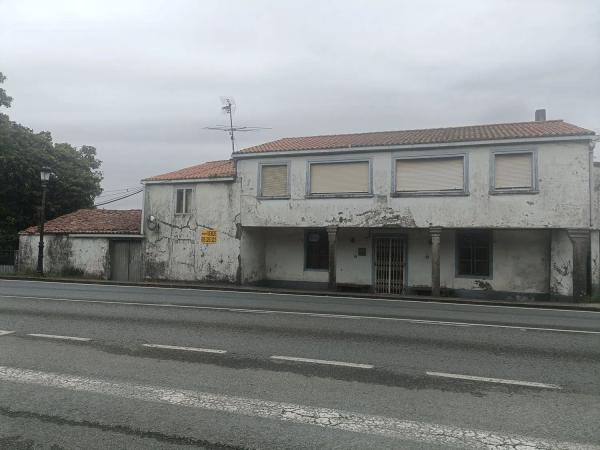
[110,240,142,282]
[373,236,406,294]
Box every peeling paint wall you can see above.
[591,230,600,298]
[264,228,327,285]
[143,181,241,282]
[139,140,592,296]
[237,142,591,229]
[257,228,552,296]
[262,228,371,286]
[240,227,265,283]
[18,235,110,278]
[550,230,573,297]
[422,229,550,296]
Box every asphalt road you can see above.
[0,280,599,449]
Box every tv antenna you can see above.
[205,97,270,153]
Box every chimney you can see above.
[535,109,546,122]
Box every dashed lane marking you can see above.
[271,355,374,369]
[27,333,91,342]
[0,330,14,336]
[142,344,226,354]
[426,371,562,389]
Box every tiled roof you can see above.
[235,120,595,154]
[144,159,235,182]
[21,209,142,235]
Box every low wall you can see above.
[18,234,110,279]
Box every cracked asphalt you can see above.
[0,279,599,449]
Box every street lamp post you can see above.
[36,166,51,276]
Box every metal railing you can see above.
[0,250,16,274]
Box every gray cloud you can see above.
[1,0,598,208]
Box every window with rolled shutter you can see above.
[395,157,464,193]
[260,164,288,197]
[309,161,370,194]
[494,153,533,189]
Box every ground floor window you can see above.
[456,230,492,277]
[305,230,329,270]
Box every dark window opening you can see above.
[457,230,492,277]
[305,230,329,270]
[176,188,192,214]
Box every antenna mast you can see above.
[223,97,235,154]
[205,97,270,153]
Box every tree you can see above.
[0,72,12,108]
[0,72,103,250]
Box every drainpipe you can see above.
[589,139,596,229]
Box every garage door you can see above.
[110,241,142,282]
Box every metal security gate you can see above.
[110,241,142,282]
[374,237,406,294]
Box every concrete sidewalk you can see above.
[1,273,599,312]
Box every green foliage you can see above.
[0,73,103,250]
[0,73,12,108]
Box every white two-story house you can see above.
[142,111,598,302]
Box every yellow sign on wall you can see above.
[201,229,217,244]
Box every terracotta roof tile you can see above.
[144,159,235,182]
[21,209,142,235]
[235,120,595,154]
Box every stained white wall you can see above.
[259,228,553,296]
[264,228,327,284]
[143,180,241,282]
[237,142,591,229]
[262,228,371,285]
[240,227,265,283]
[550,230,573,297]
[18,235,110,278]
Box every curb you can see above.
[1,274,599,312]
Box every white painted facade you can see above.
[142,180,241,282]
[140,131,598,301]
[18,235,111,278]
[237,142,592,230]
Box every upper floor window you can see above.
[308,161,370,196]
[260,163,289,198]
[491,151,536,193]
[175,188,192,214]
[394,155,466,196]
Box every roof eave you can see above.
[232,134,595,159]
[20,232,142,237]
[142,176,236,185]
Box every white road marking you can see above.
[1,294,598,335]
[426,371,562,389]
[142,344,226,354]
[0,330,14,336]
[271,355,374,369]
[27,333,91,342]
[0,366,594,450]
[2,278,599,313]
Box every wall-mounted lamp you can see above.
[147,215,159,231]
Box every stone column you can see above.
[590,230,600,299]
[430,227,442,297]
[326,226,338,290]
[567,229,590,302]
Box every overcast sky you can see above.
[1,0,599,208]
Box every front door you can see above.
[373,236,406,294]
